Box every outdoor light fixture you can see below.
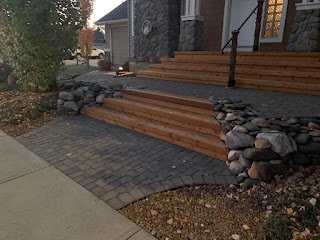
[116,66,124,77]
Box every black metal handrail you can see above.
[221,5,259,54]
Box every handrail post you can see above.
[228,30,239,88]
[253,0,264,51]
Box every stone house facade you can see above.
[128,0,320,70]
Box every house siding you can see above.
[111,25,129,65]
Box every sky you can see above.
[90,0,125,26]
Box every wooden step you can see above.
[175,54,320,62]
[103,98,220,136]
[149,64,320,84]
[136,71,320,95]
[121,89,215,116]
[161,58,320,72]
[174,51,320,57]
[83,107,228,161]
[137,70,228,85]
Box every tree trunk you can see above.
[86,55,89,69]
[3,58,12,78]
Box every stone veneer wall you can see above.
[287,9,320,52]
[134,0,181,63]
[178,20,203,51]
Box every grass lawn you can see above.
[60,64,98,76]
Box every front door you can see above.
[223,0,257,51]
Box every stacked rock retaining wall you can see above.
[209,96,320,186]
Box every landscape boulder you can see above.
[225,130,254,150]
[243,148,278,161]
[59,92,74,101]
[256,133,297,157]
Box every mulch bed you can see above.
[121,166,320,240]
[0,91,58,137]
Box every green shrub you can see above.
[0,0,83,91]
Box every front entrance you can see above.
[222,0,257,51]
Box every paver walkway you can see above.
[16,116,236,210]
[75,71,320,118]
[0,130,154,240]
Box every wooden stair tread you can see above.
[121,89,214,110]
[150,64,320,79]
[137,70,228,82]
[174,51,320,57]
[161,58,320,68]
[136,71,320,95]
[137,71,320,90]
[84,107,228,161]
[122,94,215,116]
[103,98,220,133]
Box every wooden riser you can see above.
[84,107,228,161]
[103,98,220,136]
[136,71,320,95]
[149,64,320,84]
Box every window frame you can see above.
[260,0,288,43]
[181,0,203,21]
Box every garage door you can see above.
[112,26,129,65]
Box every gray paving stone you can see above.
[91,186,107,197]
[118,193,135,204]
[204,175,216,185]
[107,198,126,210]
[17,115,236,210]
[215,176,227,185]
[129,188,145,200]
[101,190,118,202]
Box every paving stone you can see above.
[215,176,227,185]
[129,188,145,200]
[91,186,107,197]
[204,175,216,185]
[139,185,155,196]
[181,176,194,185]
[101,190,118,202]
[118,193,135,204]
[17,115,239,210]
[107,198,126,210]
[192,175,205,185]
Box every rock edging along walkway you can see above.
[16,116,236,210]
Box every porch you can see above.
[136,51,320,96]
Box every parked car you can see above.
[71,47,105,59]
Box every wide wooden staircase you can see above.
[137,51,320,96]
[83,89,229,161]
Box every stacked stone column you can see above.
[288,8,320,52]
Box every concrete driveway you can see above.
[64,59,100,67]
[0,130,154,240]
